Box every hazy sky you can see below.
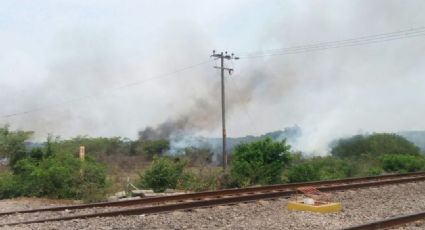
[1,1,425,153]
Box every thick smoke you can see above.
[138,76,257,141]
[139,1,425,154]
[2,1,425,155]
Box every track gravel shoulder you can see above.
[2,181,425,230]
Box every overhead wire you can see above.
[1,59,212,119]
[231,27,425,133]
[239,27,425,59]
[242,27,425,54]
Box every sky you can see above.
[1,0,425,154]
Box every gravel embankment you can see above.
[1,181,425,230]
[391,219,425,230]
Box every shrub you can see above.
[287,157,352,182]
[230,138,291,187]
[139,156,185,192]
[176,170,219,192]
[366,167,384,176]
[287,163,318,182]
[346,154,382,177]
[76,157,108,202]
[0,172,20,199]
[313,157,353,180]
[379,154,425,173]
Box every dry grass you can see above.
[98,155,150,194]
[97,155,225,194]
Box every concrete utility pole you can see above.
[211,50,239,170]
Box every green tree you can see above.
[0,125,33,168]
[230,138,291,187]
[0,126,108,201]
[143,139,169,156]
[51,136,132,157]
[139,156,185,192]
[133,139,170,159]
[331,133,420,159]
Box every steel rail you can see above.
[342,211,425,229]
[2,174,425,227]
[1,171,424,217]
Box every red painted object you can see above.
[297,186,332,204]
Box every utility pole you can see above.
[211,50,239,170]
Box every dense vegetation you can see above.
[331,133,420,158]
[0,125,107,202]
[2,154,107,201]
[287,156,353,182]
[138,152,219,193]
[1,124,425,201]
[284,133,424,183]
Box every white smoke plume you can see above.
[1,1,425,155]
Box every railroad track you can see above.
[342,210,425,230]
[1,171,425,227]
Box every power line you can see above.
[113,60,212,90]
[242,27,425,55]
[1,60,212,119]
[240,27,425,59]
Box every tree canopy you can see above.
[0,125,33,165]
[331,133,421,158]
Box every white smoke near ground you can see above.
[1,1,425,155]
[230,0,425,154]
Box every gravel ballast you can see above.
[1,181,425,230]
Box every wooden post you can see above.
[79,146,85,161]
